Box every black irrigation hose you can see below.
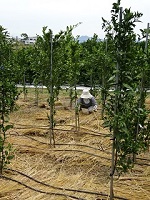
[9,122,49,128]
[53,128,108,137]
[8,134,150,166]
[136,157,150,162]
[10,122,109,136]
[55,143,111,154]
[14,142,150,167]
[14,143,111,160]
[56,124,109,136]
[10,127,108,138]
[11,132,50,145]
[53,149,110,160]
[134,162,150,166]
[9,132,111,154]
[11,126,107,137]
[5,168,128,200]
[0,175,85,200]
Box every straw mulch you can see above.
[0,90,150,200]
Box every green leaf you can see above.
[7,155,14,160]
[108,75,115,82]
[123,83,133,91]
[5,150,9,156]
[4,125,13,132]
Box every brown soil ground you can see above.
[0,88,150,200]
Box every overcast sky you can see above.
[1,0,150,39]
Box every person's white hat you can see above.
[80,89,92,99]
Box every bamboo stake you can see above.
[110,7,123,200]
[49,32,55,147]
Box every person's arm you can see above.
[77,97,81,110]
[91,97,97,106]
[77,97,81,104]
[91,97,97,111]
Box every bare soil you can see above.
[0,89,150,200]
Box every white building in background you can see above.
[21,36,37,45]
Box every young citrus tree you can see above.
[34,25,82,144]
[0,26,18,174]
[102,1,150,198]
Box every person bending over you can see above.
[77,89,97,114]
